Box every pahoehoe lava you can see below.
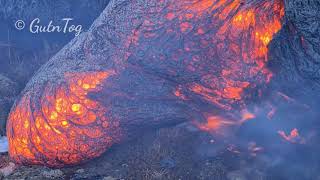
[7,0,315,167]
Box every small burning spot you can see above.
[166,12,175,20]
[278,128,305,144]
[196,28,205,35]
[197,116,236,132]
[232,9,255,30]
[223,87,243,100]
[240,110,256,123]
[185,13,194,20]
[184,0,214,16]
[180,22,193,33]
[174,86,187,100]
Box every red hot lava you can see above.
[7,0,288,167]
[7,71,122,166]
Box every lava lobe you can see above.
[7,0,284,167]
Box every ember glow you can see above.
[278,128,305,144]
[197,115,236,132]
[7,71,121,167]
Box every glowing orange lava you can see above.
[130,0,284,133]
[172,0,284,111]
[7,71,121,167]
[196,115,236,133]
[240,110,256,123]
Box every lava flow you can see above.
[171,0,283,130]
[187,0,284,110]
[6,0,287,167]
[128,0,284,111]
[7,71,121,167]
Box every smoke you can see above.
[0,136,8,153]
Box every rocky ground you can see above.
[0,124,258,180]
[1,122,319,180]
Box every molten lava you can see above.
[197,115,236,132]
[7,71,121,166]
[188,0,284,109]
[173,0,284,129]
[144,0,284,111]
[7,0,286,167]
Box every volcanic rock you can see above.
[41,169,64,179]
[0,162,16,177]
[0,74,18,135]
